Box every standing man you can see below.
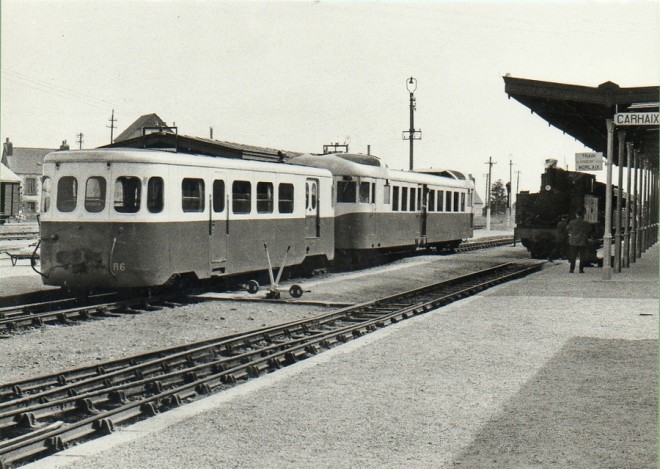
[567,209,591,273]
[549,214,569,262]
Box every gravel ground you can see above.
[3,243,657,469]
[0,300,330,383]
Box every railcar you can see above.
[38,148,334,289]
[515,165,620,260]
[290,153,474,262]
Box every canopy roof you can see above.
[503,76,658,170]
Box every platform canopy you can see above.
[503,76,659,170]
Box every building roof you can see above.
[503,76,659,170]
[0,163,21,183]
[4,147,55,175]
[114,113,168,142]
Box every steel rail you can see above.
[0,294,187,334]
[0,237,514,334]
[0,293,120,323]
[0,261,516,401]
[0,262,541,468]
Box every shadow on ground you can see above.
[451,337,657,469]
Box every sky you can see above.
[1,0,658,199]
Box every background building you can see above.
[0,162,21,223]
[1,138,64,219]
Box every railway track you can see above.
[455,235,514,252]
[0,293,191,336]
[0,261,541,468]
[0,237,515,335]
[0,233,39,242]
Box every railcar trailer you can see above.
[290,153,474,263]
[38,148,335,289]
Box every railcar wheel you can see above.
[246,280,260,294]
[289,284,304,298]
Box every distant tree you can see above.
[490,179,508,215]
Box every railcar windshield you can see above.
[337,181,356,203]
[41,177,51,213]
[147,177,164,213]
[114,177,141,213]
[359,182,370,203]
[85,177,106,213]
[57,176,78,212]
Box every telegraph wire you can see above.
[1,69,118,111]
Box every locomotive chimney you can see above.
[59,140,70,151]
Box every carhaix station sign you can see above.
[614,112,659,126]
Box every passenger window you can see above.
[114,177,141,213]
[410,188,416,211]
[428,190,435,212]
[392,186,399,211]
[181,178,205,213]
[359,182,370,203]
[85,177,106,213]
[147,177,164,213]
[41,177,51,213]
[213,180,225,213]
[453,192,460,212]
[401,187,408,211]
[232,180,251,214]
[445,191,452,212]
[383,184,391,205]
[257,182,274,214]
[371,183,376,204]
[337,181,357,203]
[57,176,78,212]
[278,183,294,213]
[437,190,444,212]
[461,192,466,212]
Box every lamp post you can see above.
[402,77,421,170]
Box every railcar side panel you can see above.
[39,149,335,289]
[335,212,472,250]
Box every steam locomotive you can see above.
[515,163,618,260]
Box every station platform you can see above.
[26,243,657,469]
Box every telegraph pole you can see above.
[76,132,84,150]
[402,77,422,170]
[484,156,496,230]
[107,109,117,144]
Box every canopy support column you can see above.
[602,119,614,280]
[631,149,639,262]
[622,142,633,268]
[614,130,624,273]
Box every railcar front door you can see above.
[209,176,228,274]
[305,178,320,238]
[420,184,428,239]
